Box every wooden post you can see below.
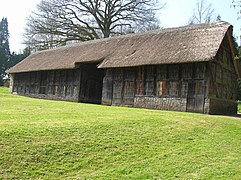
[9,74,14,93]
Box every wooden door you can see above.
[39,71,48,94]
[122,69,135,106]
[123,81,135,105]
[112,69,123,105]
[187,80,205,113]
[102,70,113,105]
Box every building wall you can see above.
[102,36,238,114]
[9,74,14,93]
[11,63,104,103]
[102,62,209,113]
[205,98,237,114]
[10,34,237,115]
[12,69,81,102]
[134,96,187,111]
[205,36,237,114]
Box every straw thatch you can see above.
[7,21,233,73]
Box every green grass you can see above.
[238,101,241,113]
[0,87,241,179]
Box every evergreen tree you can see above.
[9,47,30,68]
[0,18,10,86]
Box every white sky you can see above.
[0,0,240,52]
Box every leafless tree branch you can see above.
[24,0,164,51]
[189,0,216,24]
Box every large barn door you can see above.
[79,63,104,104]
[39,71,48,94]
[187,80,205,113]
[102,69,113,105]
[111,68,136,106]
[112,69,123,105]
[122,68,135,106]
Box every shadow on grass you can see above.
[221,113,241,121]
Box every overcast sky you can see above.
[0,0,239,52]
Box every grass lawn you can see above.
[0,87,241,179]
[238,101,241,113]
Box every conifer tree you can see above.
[0,18,10,85]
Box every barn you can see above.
[7,21,241,114]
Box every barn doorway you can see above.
[78,63,104,104]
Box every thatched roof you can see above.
[7,21,236,73]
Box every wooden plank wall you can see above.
[206,36,238,114]
[12,69,81,101]
[102,62,208,112]
[208,37,237,101]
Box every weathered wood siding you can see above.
[11,63,104,103]
[102,69,113,105]
[12,69,81,101]
[10,33,237,114]
[102,62,208,113]
[102,36,237,114]
[205,36,237,114]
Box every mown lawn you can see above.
[238,101,241,113]
[0,87,241,179]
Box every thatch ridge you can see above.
[7,21,233,73]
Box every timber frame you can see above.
[11,63,104,104]
[7,21,240,114]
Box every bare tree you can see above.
[24,0,164,50]
[232,0,241,20]
[189,0,215,24]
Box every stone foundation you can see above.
[134,96,187,112]
[14,92,79,102]
[206,97,237,115]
